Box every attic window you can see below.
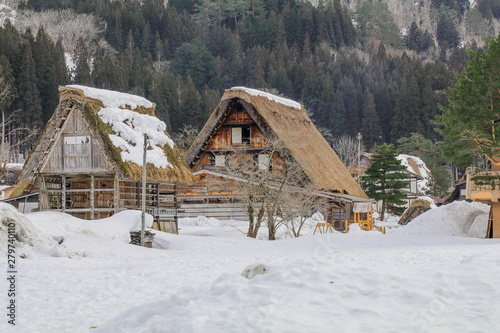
[231,127,250,145]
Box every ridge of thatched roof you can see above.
[16,86,194,194]
[186,87,367,198]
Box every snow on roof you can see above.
[98,107,174,168]
[397,154,431,193]
[64,85,174,168]
[231,86,302,110]
[5,163,23,170]
[68,85,153,109]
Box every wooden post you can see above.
[114,174,119,214]
[174,182,178,234]
[90,174,95,220]
[156,183,160,208]
[62,175,66,213]
[141,133,147,246]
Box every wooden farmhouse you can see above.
[8,85,194,232]
[185,87,373,230]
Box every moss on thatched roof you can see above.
[15,86,194,195]
[186,87,367,198]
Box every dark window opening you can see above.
[242,127,250,145]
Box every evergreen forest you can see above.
[1,0,499,196]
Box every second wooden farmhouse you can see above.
[185,87,372,229]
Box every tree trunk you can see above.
[267,208,275,240]
[381,198,386,221]
[247,202,254,237]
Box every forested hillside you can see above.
[1,0,499,195]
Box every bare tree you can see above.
[220,139,311,240]
[332,134,364,168]
[172,124,200,157]
[15,9,106,57]
[1,72,38,169]
[280,185,326,237]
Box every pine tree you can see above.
[16,42,42,129]
[250,61,266,88]
[141,22,152,58]
[361,143,408,220]
[33,26,59,123]
[177,75,203,132]
[53,40,70,86]
[360,93,382,149]
[436,33,500,168]
[73,37,92,85]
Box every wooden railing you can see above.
[466,171,500,201]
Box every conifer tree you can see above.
[361,93,382,149]
[73,38,92,86]
[53,40,70,86]
[250,61,266,88]
[16,42,42,129]
[33,26,59,123]
[361,143,408,220]
[177,75,203,132]
[436,33,500,168]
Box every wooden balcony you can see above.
[466,171,500,202]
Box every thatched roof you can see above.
[14,86,193,195]
[186,87,367,198]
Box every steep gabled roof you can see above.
[186,87,367,198]
[14,85,194,196]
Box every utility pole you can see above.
[357,132,362,185]
[141,133,147,246]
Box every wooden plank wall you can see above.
[44,110,111,174]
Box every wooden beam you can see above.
[114,174,119,214]
[62,175,66,213]
[90,174,95,220]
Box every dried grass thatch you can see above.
[15,86,194,195]
[186,87,367,198]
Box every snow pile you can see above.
[27,210,154,245]
[0,203,66,258]
[179,216,226,227]
[98,107,174,168]
[395,201,490,237]
[232,86,302,110]
[397,154,431,193]
[68,85,152,109]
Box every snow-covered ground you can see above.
[1,201,500,332]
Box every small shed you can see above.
[10,85,194,223]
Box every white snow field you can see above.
[1,201,500,332]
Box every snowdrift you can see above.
[27,209,154,244]
[395,201,490,237]
[0,203,154,257]
[0,203,66,257]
